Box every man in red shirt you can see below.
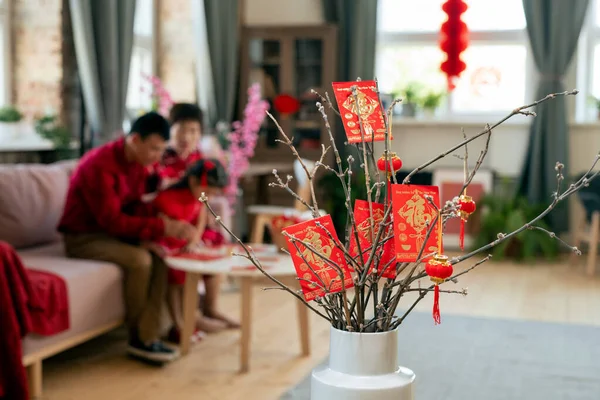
[58,112,198,363]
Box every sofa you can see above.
[0,160,124,398]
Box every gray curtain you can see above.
[69,0,136,144]
[322,0,379,157]
[322,0,378,81]
[517,0,588,232]
[202,0,240,128]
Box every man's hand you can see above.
[159,214,199,242]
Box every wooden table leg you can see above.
[296,298,310,356]
[240,276,253,373]
[181,272,200,356]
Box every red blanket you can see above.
[0,242,70,400]
[27,269,70,336]
[0,241,33,400]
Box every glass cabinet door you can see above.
[293,39,324,151]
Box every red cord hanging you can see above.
[439,0,469,91]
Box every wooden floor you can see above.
[41,257,600,400]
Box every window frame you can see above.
[376,4,536,119]
[576,0,600,122]
[125,0,158,117]
[0,0,11,107]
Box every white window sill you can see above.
[0,135,57,152]
[391,115,532,128]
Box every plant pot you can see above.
[422,108,436,118]
[311,326,415,399]
[0,121,22,141]
[401,103,417,118]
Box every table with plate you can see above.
[165,244,310,372]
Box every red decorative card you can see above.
[282,215,354,301]
[332,80,387,143]
[392,185,442,262]
[348,200,397,278]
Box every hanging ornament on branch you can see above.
[439,0,469,91]
[458,194,476,250]
[425,210,453,325]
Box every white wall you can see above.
[244,0,324,25]
[374,119,600,178]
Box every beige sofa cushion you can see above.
[0,164,70,249]
[20,254,125,356]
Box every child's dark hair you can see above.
[169,158,228,190]
[169,103,204,127]
[130,111,170,141]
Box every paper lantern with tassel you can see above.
[425,254,453,325]
[458,195,476,250]
[377,152,402,200]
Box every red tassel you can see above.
[459,218,465,250]
[433,285,441,325]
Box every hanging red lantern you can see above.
[439,0,469,91]
[425,253,453,325]
[273,94,300,117]
[458,194,476,250]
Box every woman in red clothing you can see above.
[152,158,239,342]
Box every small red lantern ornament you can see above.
[377,152,402,200]
[439,0,469,91]
[425,209,453,324]
[425,253,454,325]
[376,152,403,177]
[458,194,476,250]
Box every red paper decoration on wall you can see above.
[439,0,469,91]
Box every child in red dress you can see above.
[152,158,239,342]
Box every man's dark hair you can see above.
[129,111,170,141]
[169,103,204,127]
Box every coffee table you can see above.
[165,244,310,372]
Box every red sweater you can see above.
[153,188,201,251]
[58,137,164,241]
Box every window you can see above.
[126,0,156,115]
[376,0,532,117]
[0,0,10,106]
[577,0,600,121]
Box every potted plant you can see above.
[588,95,600,120]
[420,90,445,118]
[394,82,421,118]
[200,85,586,399]
[34,114,76,160]
[0,105,24,140]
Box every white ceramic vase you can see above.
[311,326,415,400]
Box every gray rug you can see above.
[282,312,600,399]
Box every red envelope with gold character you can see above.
[392,185,442,262]
[332,80,387,143]
[348,200,397,278]
[282,215,354,301]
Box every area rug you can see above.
[281,312,600,399]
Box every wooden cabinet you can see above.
[238,25,337,164]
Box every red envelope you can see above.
[392,185,442,262]
[332,80,387,143]
[348,200,397,278]
[282,215,354,301]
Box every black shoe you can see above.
[127,339,180,363]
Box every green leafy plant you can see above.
[35,115,72,149]
[421,91,445,111]
[0,105,23,122]
[472,192,559,262]
[395,82,422,105]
